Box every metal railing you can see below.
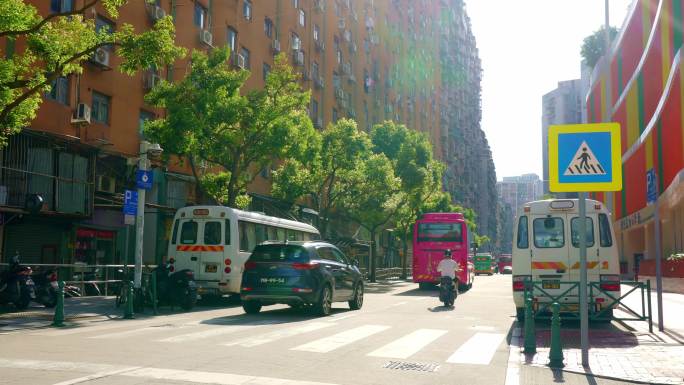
[360,267,411,281]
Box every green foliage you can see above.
[667,253,684,262]
[0,0,185,146]
[145,49,316,207]
[473,234,491,248]
[581,26,618,69]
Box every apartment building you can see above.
[0,0,491,266]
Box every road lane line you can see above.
[51,366,141,385]
[291,325,390,353]
[505,328,521,385]
[0,358,123,373]
[123,366,339,385]
[157,321,278,343]
[328,313,357,321]
[446,332,505,365]
[89,324,176,339]
[224,322,334,347]
[367,329,447,359]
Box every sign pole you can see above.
[134,145,148,289]
[579,192,589,367]
[654,173,664,332]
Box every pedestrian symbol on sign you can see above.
[564,141,606,176]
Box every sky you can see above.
[465,0,634,181]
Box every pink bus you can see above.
[413,213,474,291]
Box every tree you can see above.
[272,118,370,237]
[581,26,618,69]
[0,0,185,146]
[145,49,317,207]
[340,153,402,282]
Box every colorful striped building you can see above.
[586,0,684,277]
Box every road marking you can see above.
[389,301,408,307]
[52,366,141,385]
[367,329,447,359]
[446,332,505,365]
[224,322,334,347]
[505,328,521,385]
[32,316,191,337]
[88,324,177,339]
[157,321,278,343]
[328,313,357,321]
[291,325,390,353]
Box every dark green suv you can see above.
[240,241,364,316]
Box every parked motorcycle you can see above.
[32,269,58,308]
[439,276,457,307]
[153,259,197,311]
[0,254,36,310]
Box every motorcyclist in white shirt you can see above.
[436,249,461,306]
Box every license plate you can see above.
[542,280,560,289]
[205,264,217,273]
[260,277,285,285]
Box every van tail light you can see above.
[244,261,257,270]
[512,275,531,292]
[292,262,319,270]
[242,287,252,292]
[224,258,232,265]
[600,275,620,291]
[224,266,231,274]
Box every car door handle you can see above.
[191,257,198,261]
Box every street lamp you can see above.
[134,140,163,290]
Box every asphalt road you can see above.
[0,275,638,385]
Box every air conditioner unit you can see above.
[149,5,166,21]
[144,73,161,91]
[237,53,246,69]
[200,29,213,46]
[272,39,281,53]
[71,103,91,124]
[96,175,116,194]
[294,50,304,66]
[91,47,110,67]
[338,18,345,29]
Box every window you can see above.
[171,219,179,245]
[91,91,110,124]
[204,221,222,245]
[533,217,565,248]
[251,244,308,262]
[262,63,271,81]
[240,47,250,69]
[224,219,231,245]
[227,27,238,52]
[276,227,286,241]
[139,110,155,136]
[417,223,463,243]
[180,221,198,245]
[287,230,299,241]
[194,2,207,28]
[291,33,301,50]
[264,18,274,38]
[299,9,306,27]
[317,247,336,261]
[313,24,320,41]
[243,0,252,20]
[571,217,595,248]
[517,216,529,249]
[332,108,338,122]
[51,0,73,13]
[292,0,299,7]
[46,77,69,105]
[95,16,115,50]
[331,249,349,264]
[599,214,613,247]
[311,61,319,79]
[255,224,267,245]
[336,49,342,64]
[311,99,319,120]
[333,72,340,88]
[239,221,256,251]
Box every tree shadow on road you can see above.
[200,305,354,326]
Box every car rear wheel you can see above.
[348,283,364,310]
[314,285,332,316]
[242,300,262,314]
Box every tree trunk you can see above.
[369,228,377,283]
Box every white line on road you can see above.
[292,325,390,353]
[51,366,141,385]
[328,313,357,321]
[446,332,505,365]
[388,301,408,307]
[367,329,447,359]
[88,325,175,339]
[505,328,521,385]
[157,321,278,343]
[224,322,334,347]
[32,316,191,337]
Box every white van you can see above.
[511,199,620,321]
[167,206,320,296]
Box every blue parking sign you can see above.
[646,168,657,204]
[123,190,138,215]
[136,170,153,190]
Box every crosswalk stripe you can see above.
[291,325,390,353]
[224,322,334,347]
[446,332,505,365]
[89,325,174,339]
[157,321,278,343]
[367,329,447,359]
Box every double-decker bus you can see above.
[413,213,474,291]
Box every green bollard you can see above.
[51,281,65,327]
[548,302,565,368]
[523,295,536,354]
[151,272,158,315]
[123,281,135,319]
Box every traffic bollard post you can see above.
[51,281,65,327]
[124,280,135,319]
[523,295,536,354]
[548,302,565,368]
[151,272,158,315]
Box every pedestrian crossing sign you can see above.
[549,123,622,192]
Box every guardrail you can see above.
[359,267,411,281]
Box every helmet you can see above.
[444,249,452,258]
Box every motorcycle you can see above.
[32,269,58,308]
[439,276,457,307]
[153,259,197,311]
[0,256,36,310]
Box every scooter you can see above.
[153,259,197,311]
[0,256,36,310]
[32,269,58,308]
[439,276,457,307]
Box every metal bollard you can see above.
[523,295,536,354]
[151,272,158,315]
[548,302,565,368]
[124,281,135,319]
[51,281,65,327]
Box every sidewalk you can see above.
[509,287,684,385]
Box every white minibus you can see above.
[167,206,320,296]
[512,199,621,321]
